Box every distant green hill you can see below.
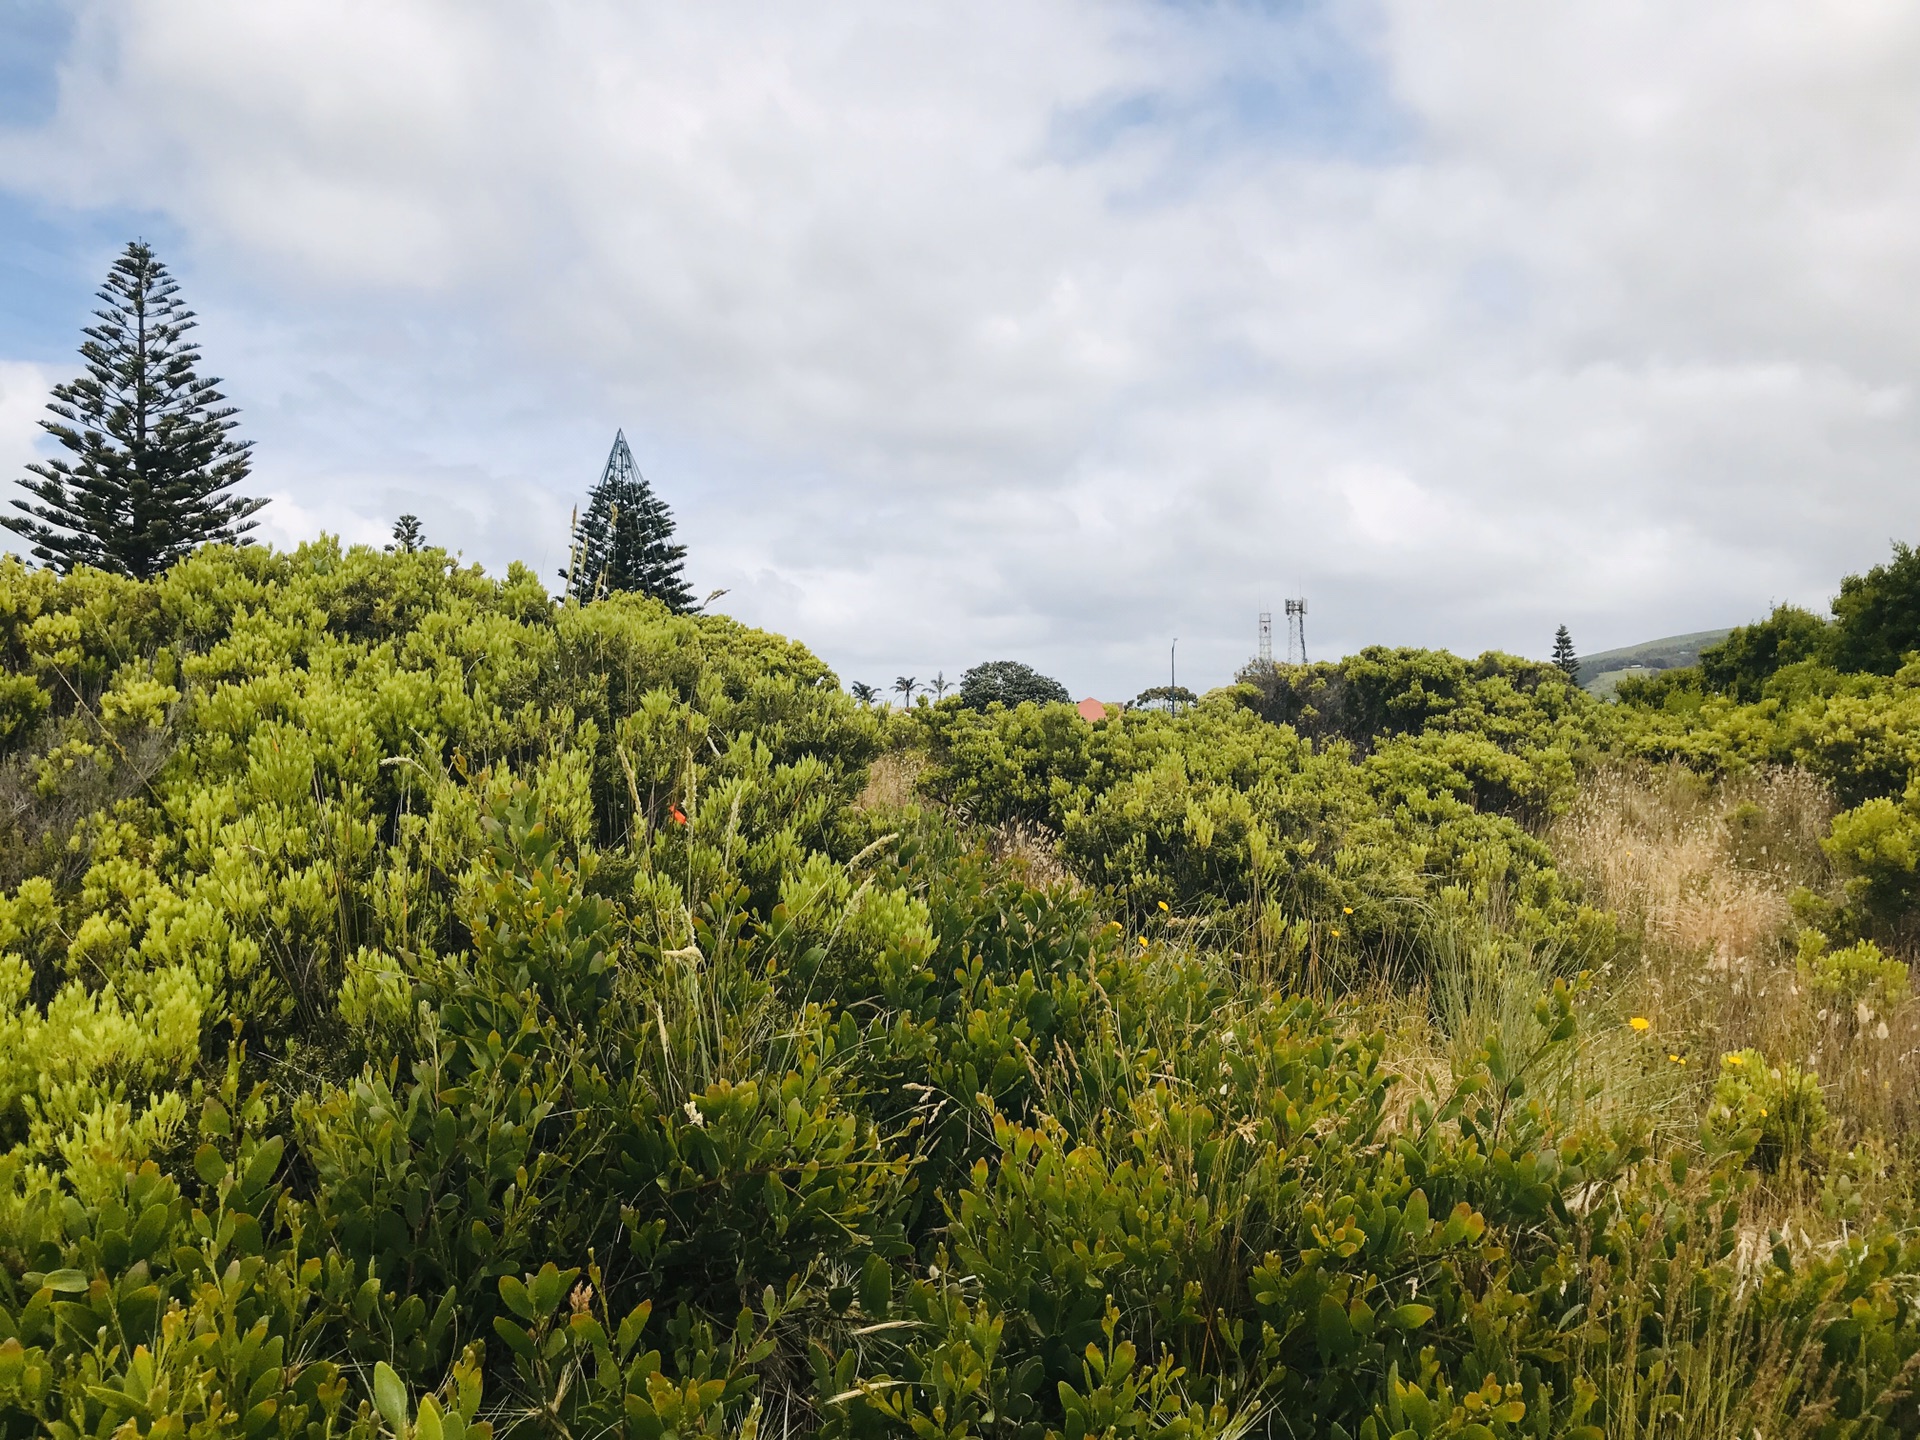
[1577,628,1732,699]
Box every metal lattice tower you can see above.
[1258,611,1274,667]
[604,429,639,488]
[1285,598,1309,665]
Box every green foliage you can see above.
[388,516,426,555]
[1708,1049,1829,1173]
[1698,604,1832,701]
[1235,646,1586,757]
[916,667,1609,973]
[958,661,1070,711]
[1830,540,1920,675]
[1606,542,1920,939]
[1,545,1917,1440]
[4,241,264,578]
[1126,685,1194,714]
[1612,578,1920,940]
[1797,931,1908,1014]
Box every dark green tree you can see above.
[5,241,263,577]
[1551,625,1579,681]
[1829,541,1920,675]
[1698,604,1831,700]
[562,430,692,610]
[386,514,425,554]
[959,660,1070,710]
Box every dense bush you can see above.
[1829,541,1920,675]
[917,656,1612,972]
[1,545,1917,1440]
[1696,604,1832,701]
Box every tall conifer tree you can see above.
[5,241,263,577]
[1552,624,1580,680]
[562,430,693,610]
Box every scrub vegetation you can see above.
[2,538,1920,1440]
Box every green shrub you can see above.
[1709,1049,1830,1172]
[1698,604,1832,701]
[1797,931,1909,1015]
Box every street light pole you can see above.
[1170,638,1178,713]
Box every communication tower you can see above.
[1285,598,1309,665]
[1258,611,1274,667]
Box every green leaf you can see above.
[242,1136,285,1193]
[492,1316,536,1361]
[1388,1304,1434,1329]
[373,1361,409,1434]
[498,1275,536,1320]
[130,1203,170,1260]
[194,1144,228,1187]
[530,1264,578,1316]
[40,1270,88,1295]
[1317,1293,1355,1358]
[858,1253,891,1318]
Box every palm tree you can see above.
[850,682,879,706]
[893,675,918,709]
[929,671,952,701]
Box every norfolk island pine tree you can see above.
[563,430,694,610]
[4,241,264,577]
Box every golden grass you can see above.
[1551,763,1831,975]
[855,749,926,811]
[986,817,1081,892]
[1550,761,1920,1190]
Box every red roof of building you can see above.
[1076,697,1111,723]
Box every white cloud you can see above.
[5,1,1920,695]
[0,363,51,505]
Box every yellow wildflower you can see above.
[1629,1017,1650,1032]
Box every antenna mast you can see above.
[1285,598,1309,665]
[1258,610,1274,667]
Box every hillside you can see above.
[1577,626,1732,697]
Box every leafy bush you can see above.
[1709,1049,1830,1172]
[1830,540,1920,675]
[915,668,1612,971]
[1698,604,1832,701]
[1797,931,1909,1014]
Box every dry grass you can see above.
[986,817,1081,892]
[1551,763,1833,973]
[1551,761,1920,1176]
[856,749,926,811]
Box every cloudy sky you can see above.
[2,1,1919,697]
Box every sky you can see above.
[2,1,1920,699]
